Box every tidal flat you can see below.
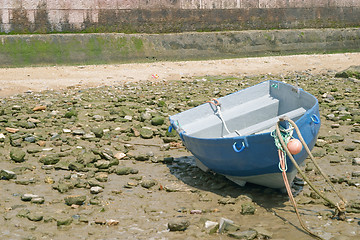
[0,72,359,240]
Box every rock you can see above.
[90,186,103,194]
[241,203,256,215]
[141,179,157,189]
[92,127,104,138]
[205,220,219,234]
[93,115,104,121]
[168,218,190,231]
[0,169,17,180]
[228,230,258,240]
[115,167,136,175]
[95,160,110,169]
[16,209,30,218]
[253,227,273,239]
[64,110,77,118]
[95,172,108,182]
[72,129,85,135]
[218,218,240,233]
[10,149,26,162]
[218,196,236,205]
[5,127,19,133]
[353,158,360,166]
[140,112,152,122]
[64,195,86,206]
[31,197,45,204]
[21,194,40,201]
[328,134,345,143]
[345,144,357,151]
[27,212,43,222]
[135,154,149,161]
[352,171,360,177]
[114,152,126,160]
[33,105,46,111]
[57,217,73,226]
[335,65,360,79]
[151,116,165,126]
[68,162,85,171]
[40,154,60,165]
[140,128,153,139]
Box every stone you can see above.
[168,218,190,231]
[95,172,108,182]
[140,128,153,139]
[114,152,126,160]
[228,230,258,240]
[0,169,17,180]
[90,186,103,194]
[95,160,110,169]
[218,218,240,233]
[57,217,73,226]
[241,203,256,215]
[40,154,60,165]
[353,158,360,166]
[33,105,46,111]
[344,145,356,151]
[115,167,134,175]
[68,162,85,171]
[151,116,165,126]
[27,212,43,222]
[335,65,360,79]
[91,127,104,138]
[352,171,360,177]
[10,149,26,162]
[141,179,157,189]
[21,194,40,201]
[31,197,45,204]
[135,154,149,161]
[64,195,86,206]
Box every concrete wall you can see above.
[1,0,360,33]
[1,28,359,67]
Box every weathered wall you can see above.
[1,28,359,67]
[1,0,360,33]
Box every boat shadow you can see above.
[167,155,304,209]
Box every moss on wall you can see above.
[0,28,359,67]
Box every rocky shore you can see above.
[0,68,359,239]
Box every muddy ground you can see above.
[0,54,359,240]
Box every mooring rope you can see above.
[274,116,347,239]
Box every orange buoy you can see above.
[287,139,302,155]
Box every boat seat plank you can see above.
[224,107,306,137]
[184,95,279,136]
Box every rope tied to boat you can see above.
[273,116,348,240]
[207,98,231,136]
[271,124,294,172]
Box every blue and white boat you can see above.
[169,80,321,189]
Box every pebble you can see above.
[353,158,360,165]
[10,149,26,162]
[0,169,17,180]
[168,218,190,231]
[228,230,258,240]
[90,186,103,194]
[241,203,256,215]
[140,179,157,189]
[64,195,86,206]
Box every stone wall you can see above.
[1,0,360,33]
[1,28,359,67]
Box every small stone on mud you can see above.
[64,195,86,206]
[141,179,157,189]
[168,218,190,231]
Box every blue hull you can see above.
[169,80,320,188]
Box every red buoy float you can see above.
[287,139,302,155]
